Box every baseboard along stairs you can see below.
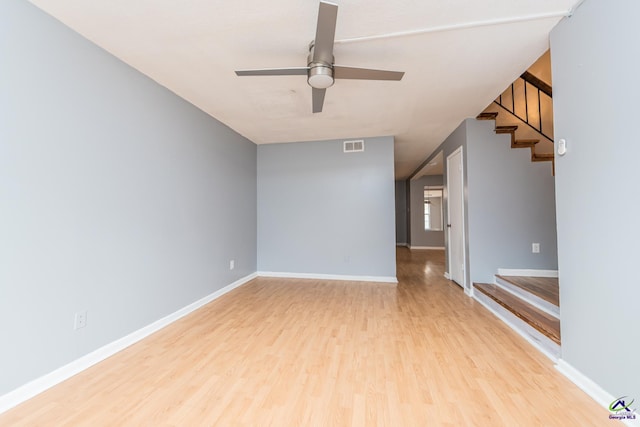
[477,111,555,174]
[473,274,560,361]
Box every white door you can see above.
[446,147,466,289]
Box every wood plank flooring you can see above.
[473,283,561,345]
[495,275,560,306]
[0,248,610,426]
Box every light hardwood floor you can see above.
[1,248,611,426]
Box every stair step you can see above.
[513,139,540,148]
[495,275,560,318]
[495,125,518,133]
[495,275,559,307]
[476,112,498,120]
[474,283,561,345]
[532,153,554,162]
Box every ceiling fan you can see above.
[235,1,405,113]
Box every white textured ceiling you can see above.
[28,0,578,179]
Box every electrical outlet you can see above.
[532,243,540,253]
[229,259,235,270]
[74,310,87,330]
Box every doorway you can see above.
[446,147,466,292]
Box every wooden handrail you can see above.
[520,71,552,97]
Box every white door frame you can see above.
[446,146,469,295]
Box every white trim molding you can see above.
[409,246,445,250]
[334,10,571,45]
[497,268,559,278]
[556,360,640,427]
[0,272,257,415]
[257,271,398,284]
[444,272,451,280]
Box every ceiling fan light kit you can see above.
[235,1,404,113]
[308,64,334,89]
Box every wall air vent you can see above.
[343,139,365,153]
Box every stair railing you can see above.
[494,71,554,142]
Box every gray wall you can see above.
[257,137,396,279]
[466,119,558,283]
[551,0,640,399]
[0,0,257,395]
[395,180,408,245]
[408,175,445,248]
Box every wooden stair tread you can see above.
[513,139,540,146]
[474,283,561,345]
[496,275,559,306]
[532,153,554,162]
[495,125,518,133]
[513,140,537,149]
[476,112,498,120]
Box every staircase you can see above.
[473,275,560,361]
[476,70,556,173]
[477,112,555,173]
[472,62,560,360]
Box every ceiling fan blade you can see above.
[333,65,405,81]
[312,88,326,113]
[313,1,338,64]
[235,67,309,76]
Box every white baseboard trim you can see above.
[444,272,451,280]
[497,268,558,278]
[555,360,613,409]
[0,272,257,415]
[556,360,640,427]
[409,246,445,250]
[257,271,398,284]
